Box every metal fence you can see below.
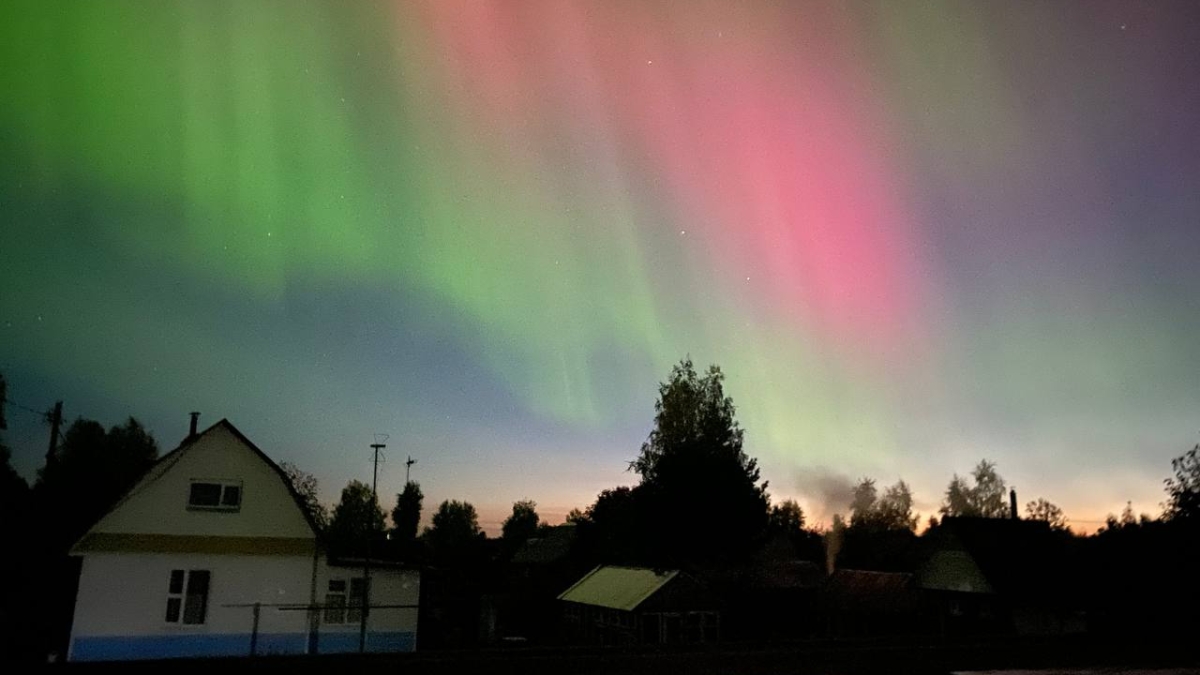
[221,601,419,656]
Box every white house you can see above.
[68,417,419,661]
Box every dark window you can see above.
[324,580,346,624]
[166,569,210,625]
[221,485,241,507]
[347,578,366,624]
[189,483,222,507]
[182,570,210,625]
[189,481,242,511]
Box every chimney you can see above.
[188,412,201,439]
[1010,488,1018,520]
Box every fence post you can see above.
[250,602,261,656]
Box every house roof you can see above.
[917,550,994,593]
[922,517,1067,599]
[73,418,323,551]
[747,559,825,590]
[557,565,679,611]
[512,524,576,565]
[823,569,914,614]
[826,569,912,596]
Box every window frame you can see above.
[188,479,243,512]
[324,579,347,625]
[323,577,366,625]
[164,569,211,626]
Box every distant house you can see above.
[721,534,825,640]
[68,418,419,661]
[558,565,720,645]
[485,524,581,644]
[915,517,1083,636]
[821,569,921,637]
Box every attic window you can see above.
[189,481,242,511]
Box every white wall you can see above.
[71,552,315,640]
[317,563,420,636]
[88,423,314,540]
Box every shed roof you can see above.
[557,565,679,611]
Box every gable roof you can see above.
[919,517,1071,601]
[558,565,679,611]
[74,418,322,549]
[512,524,577,565]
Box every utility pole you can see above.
[405,456,416,484]
[360,439,386,653]
[45,401,63,465]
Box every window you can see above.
[324,580,346,624]
[188,480,242,511]
[324,578,366,625]
[165,570,210,625]
[347,578,366,624]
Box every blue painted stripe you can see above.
[70,631,415,661]
[317,630,416,654]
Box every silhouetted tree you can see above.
[565,507,587,525]
[835,476,919,571]
[35,416,158,548]
[280,462,328,532]
[1025,497,1068,531]
[0,393,27,659]
[391,480,423,543]
[848,478,878,528]
[769,499,805,534]
[0,376,29,536]
[940,460,1008,518]
[848,478,916,531]
[575,486,642,564]
[327,480,385,555]
[1163,444,1200,522]
[501,499,540,543]
[630,358,769,565]
[424,499,482,552]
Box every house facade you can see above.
[68,418,418,661]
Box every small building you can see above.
[558,565,720,645]
[821,569,921,637]
[916,516,1083,636]
[67,417,419,661]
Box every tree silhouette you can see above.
[848,478,916,531]
[501,499,540,543]
[1025,497,1068,531]
[1163,444,1200,522]
[848,478,878,528]
[424,499,482,552]
[391,480,423,543]
[939,460,1008,518]
[327,480,385,555]
[575,486,642,564]
[769,499,806,534]
[630,358,769,565]
[35,417,158,548]
[280,462,328,532]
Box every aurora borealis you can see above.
[2,1,1199,532]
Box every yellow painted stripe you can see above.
[73,533,317,556]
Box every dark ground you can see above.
[37,637,1200,675]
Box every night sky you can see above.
[3,1,1199,533]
